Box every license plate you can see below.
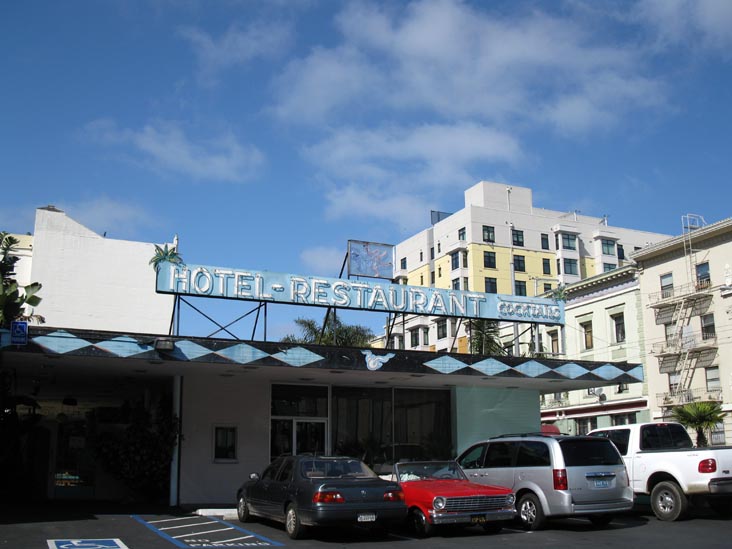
[471,515,487,524]
[594,479,610,488]
[357,513,376,522]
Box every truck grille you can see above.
[444,495,511,512]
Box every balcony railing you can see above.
[648,279,712,307]
[540,395,569,409]
[652,330,717,355]
[657,387,723,407]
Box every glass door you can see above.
[295,420,326,455]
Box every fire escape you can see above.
[649,215,719,408]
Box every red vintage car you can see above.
[394,460,516,537]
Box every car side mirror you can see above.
[249,472,260,480]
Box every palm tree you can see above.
[671,401,726,447]
[0,232,44,329]
[282,316,374,347]
[466,319,503,355]
[149,243,183,272]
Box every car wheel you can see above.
[518,493,546,531]
[285,503,307,539]
[236,495,251,522]
[482,522,503,534]
[651,481,688,521]
[411,508,434,538]
[588,515,613,528]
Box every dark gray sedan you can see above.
[236,455,407,539]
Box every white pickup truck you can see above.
[589,422,732,521]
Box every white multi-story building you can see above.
[383,180,670,354]
[633,215,732,445]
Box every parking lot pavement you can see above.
[2,504,731,549]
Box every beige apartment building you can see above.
[633,216,732,444]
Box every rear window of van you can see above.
[559,439,623,466]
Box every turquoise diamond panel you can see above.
[627,365,644,381]
[272,347,324,367]
[424,356,466,374]
[217,343,269,364]
[592,364,625,380]
[32,330,91,354]
[513,360,550,377]
[555,363,589,379]
[96,336,153,358]
[172,340,212,361]
[471,358,511,376]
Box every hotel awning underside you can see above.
[2,327,643,392]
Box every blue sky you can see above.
[3,0,732,339]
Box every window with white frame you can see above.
[514,255,526,272]
[581,320,593,350]
[410,329,420,348]
[576,417,597,435]
[483,225,495,243]
[564,258,578,275]
[660,273,673,298]
[484,251,496,269]
[611,313,625,343]
[549,331,559,354]
[451,252,460,270]
[541,233,550,250]
[514,280,527,296]
[436,319,447,339]
[452,278,460,290]
[696,262,710,288]
[213,425,238,462]
[422,327,429,346]
[485,277,497,293]
[512,229,524,247]
[542,258,551,275]
[603,263,616,272]
[458,227,466,240]
[711,422,726,446]
[701,313,716,340]
[669,372,680,393]
[561,233,577,250]
[706,367,720,391]
[601,239,616,255]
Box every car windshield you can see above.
[395,461,466,482]
[300,459,377,479]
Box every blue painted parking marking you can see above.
[132,514,284,548]
[47,540,130,549]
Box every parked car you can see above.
[236,455,406,539]
[456,434,633,530]
[589,422,732,520]
[394,460,515,537]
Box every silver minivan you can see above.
[457,434,633,530]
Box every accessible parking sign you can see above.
[47,540,130,549]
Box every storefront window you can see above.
[271,385,327,417]
[330,387,452,474]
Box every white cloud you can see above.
[304,122,521,188]
[636,0,732,53]
[179,21,293,85]
[274,0,657,134]
[323,184,434,234]
[299,246,347,276]
[58,196,159,239]
[85,118,264,183]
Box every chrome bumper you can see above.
[429,508,515,525]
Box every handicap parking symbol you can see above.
[10,320,28,345]
[47,540,130,549]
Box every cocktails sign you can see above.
[156,263,564,324]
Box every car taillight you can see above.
[699,459,717,473]
[553,468,568,490]
[383,490,405,502]
[313,491,345,503]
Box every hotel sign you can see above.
[156,263,564,325]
